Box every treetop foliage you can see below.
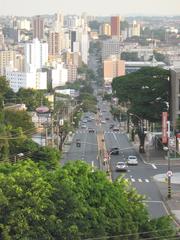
[112,67,170,122]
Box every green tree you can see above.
[4,110,34,133]
[0,160,176,239]
[16,88,49,111]
[112,67,170,122]
[121,52,140,61]
[112,67,170,152]
[31,146,60,170]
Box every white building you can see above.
[6,70,47,92]
[24,38,48,72]
[51,63,68,88]
[18,19,31,31]
[81,31,89,64]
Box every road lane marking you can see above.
[138,178,142,182]
[152,164,157,169]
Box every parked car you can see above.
[88,128,95,133]
[116,162,127,171]
[127,156,138,165]
[81,124,87,129]
[105,117,110,120]
[113,127,119,132]
[109,147,119,155]
[76,139,81,147]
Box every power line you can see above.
[83,229,179,240]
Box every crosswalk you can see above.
[76,130,124,134]
[124,178,151,183]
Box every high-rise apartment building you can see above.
[55,11,64,32]
[24,38,48,72]
[102,39,123,61]
[48,32,62,57]
[0,50,16,76]
[66,63,77,82]
[99,23,111,36]
[70,30,77,52]
[111,16,120,38]
[103,55,125,83]
[32,16,44,40]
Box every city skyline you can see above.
[0,0,179,16]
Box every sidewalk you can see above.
[132,135,180,166]
[129,135,180,228]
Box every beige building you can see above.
[32,15,44,40]
[99,23,111,36]
[0,50,17,76]
[48,32,62,57]
[66,63,77,83]
[103,55,125,83]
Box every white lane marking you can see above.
[145,179,150,183]
[138,178,142,182]
[152,164,157,169]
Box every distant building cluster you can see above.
[0,12,89,92]
[0,12,180,94]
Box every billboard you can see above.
[162,112,168,144]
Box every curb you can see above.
[154,180,180,228]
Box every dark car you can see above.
[105,117,110,121]
[76,139,81,147]
[109,147,119,155]
[88,128,95,133]
[113,127,119,132]
[109,124,114,129]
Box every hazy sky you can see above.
[0,0,179,16]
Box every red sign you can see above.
[162,112,168,143]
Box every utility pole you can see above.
[51,111,54,147]
[167,121,171,199]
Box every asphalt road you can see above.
[62,98,180,219]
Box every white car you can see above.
[127,156,138,165]
[101,120,106,124]
[116,162,127,171]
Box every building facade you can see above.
[111,16,120,39]
[32,15,44,40]
[103,55,125,83]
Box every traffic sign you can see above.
[166,171,173,177]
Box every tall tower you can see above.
[111,16,120,38]
[24,38,48,72]
[48,32,62,57]
[55,11,64,32]
[32,15,44,40]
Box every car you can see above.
[82,119,88,123]
[88,128,95,133]
[127,156,138,165]
[109,124,114,129]
[105,117,110,121]
[101,120,106,124]
[76,139,81,147]
[113,127,119,132]
[109,147,119,155]
[116,162,127,171]
[81,124,87,129]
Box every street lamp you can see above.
[129,113,146,153]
